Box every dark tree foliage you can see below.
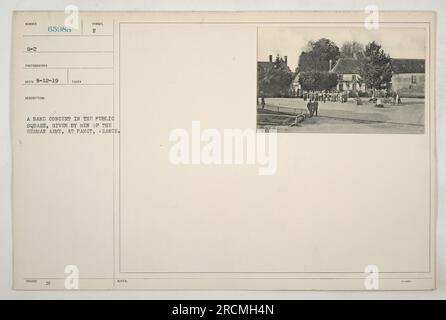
[258,55,293,97]
[298,71,338,91]
[359,41,392,91]
[340,41,365,59]
[297,38,340,72]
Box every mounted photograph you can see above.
[257,26,427,133]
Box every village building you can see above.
[327,57,425,97]
[291,74,300,96]
[263,54,425,98]
[389,58,425,97]
[257,55,275,74]
[258,54,292,97]
[329,58,366,92]
[258,54,289,73]
[290,58,366,96]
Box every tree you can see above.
[297,38,340,72]
[258,55,293,97]
[298,71,338,91]
[340,41,364,59]
[359,41,392,93]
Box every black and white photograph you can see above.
[257,26,427,133]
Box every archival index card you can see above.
[12,11,436,290]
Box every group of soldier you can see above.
[302,90,349,103]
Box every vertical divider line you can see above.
[112,18,116,287]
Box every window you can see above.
[411,75,417,84]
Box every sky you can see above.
[257,26,426,71]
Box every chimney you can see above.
[329,59,333,71]
[269,55,272,63]
[284,56,288,65]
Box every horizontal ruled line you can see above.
[22,83,113,86]
[23,67,113,69]
[22,34,113,37]
[23,51,113,53]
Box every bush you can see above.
[358,91,371,98]
[298,71,338,91]
[348,91,358,98]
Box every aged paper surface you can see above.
[12,11,436,290]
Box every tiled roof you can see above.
[329,57,425,75]
[390,59,425,74]
[329,58,360,74]
[257,61,273,66]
